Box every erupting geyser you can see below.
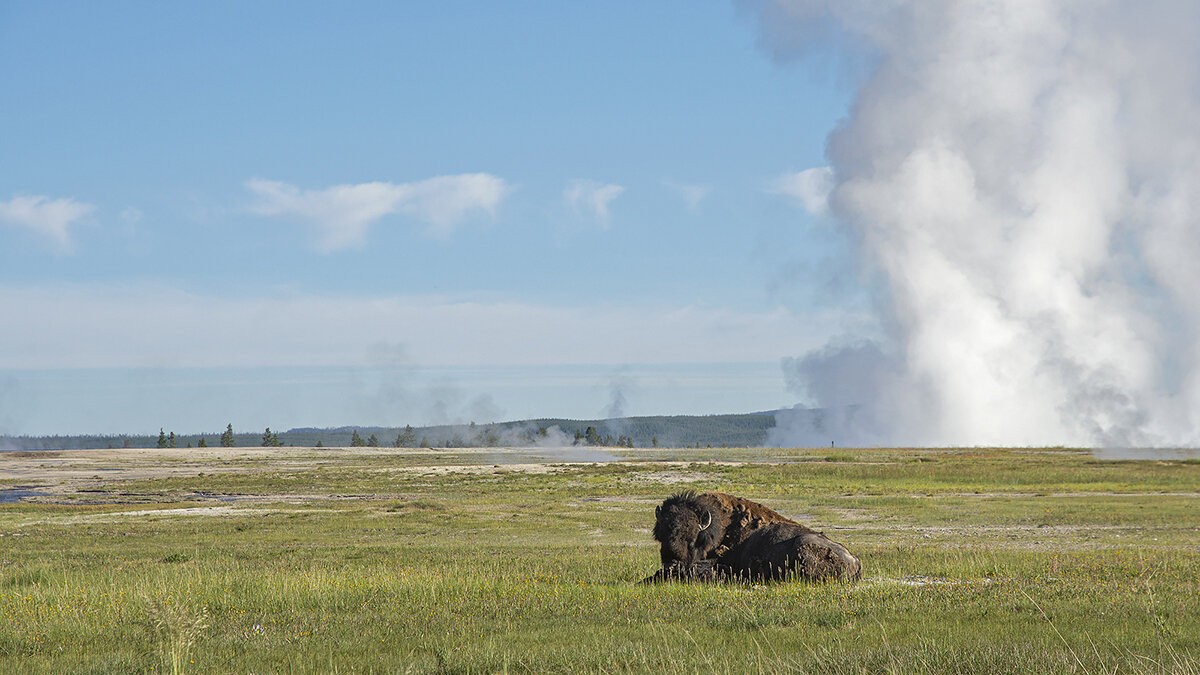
[760,1,1200,448]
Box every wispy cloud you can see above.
[247,173,510,251]
[119,206,144,224]
[0,194,96,248]
[564,179,624,222]
[395,174,511,234]
[771,167,834,215]
[663,180,710,210]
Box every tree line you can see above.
[2,413,779,451]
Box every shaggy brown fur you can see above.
[725,522,862,582]
[707,492,801,558]
[651,491,862,583]
[652,491,798,567]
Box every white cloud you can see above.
[771,167,834,215]
[395,174,510,235]
[564,179,624,222]
[247,173,510,251]
[0,194,96,247]
[663,180,710,210]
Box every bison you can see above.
[649,491,861,583]
[652,491,795,567]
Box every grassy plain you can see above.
[1,445,1198,673]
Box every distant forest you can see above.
[0,413,779,451]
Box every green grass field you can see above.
[1,446,1198,673]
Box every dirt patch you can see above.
[389,463,563,476]
[577,495,662,504]
[619,462,743,484]
[14,505,314,526]
[1,447,314,487]
[0,447,623,496]
[625,471,711,484]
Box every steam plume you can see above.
[759,1,1200,447]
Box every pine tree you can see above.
[272,431,281,447]
[262,427,273,447]
[197,437,207,448]
[157,428,167,449]
[168,432,176,448]
[221,424,234,447]
[394,424,416,448]
[350,430,364,447]
[367,433,379,447]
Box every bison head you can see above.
[652,492,727,566]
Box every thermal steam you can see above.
[759,1,1200,447]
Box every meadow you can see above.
[1,445,1197,673]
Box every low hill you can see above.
[1,412,779,451]
[287,412,778,449]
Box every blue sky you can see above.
[0,2,867,435]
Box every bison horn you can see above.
[655,505,661,519]
[698,510,712,531]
